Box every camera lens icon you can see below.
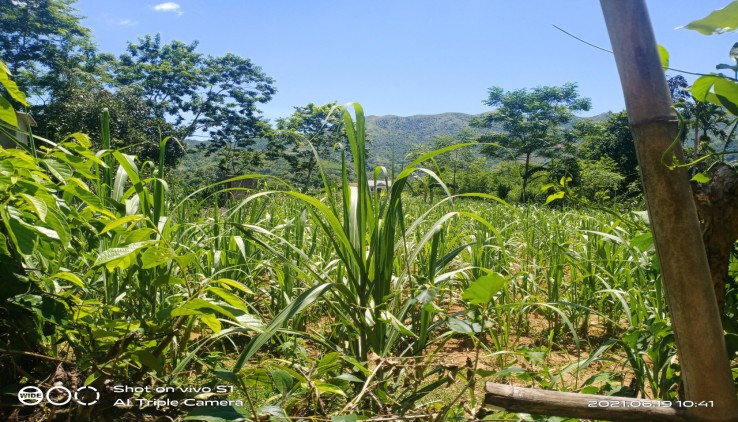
[74,386,100,406]
[18,386,44,406]
[17,385,100,406]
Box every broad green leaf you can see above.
[173,252,196,269]
[207,286,250,313]
[93,241,156,271]
[448,317,480,334]
[0,232,10,256]
[140,246,174,269]
[462,272,506,305]
[213,370,240,386]
[269,369,295,395]
[714,77,738,115]
[545,191,566,204]
[51,272,85,289]
[64,132,91,148]
[630,233,654,252]
[313,380,346,397]
[317,352,341,376]
[132,349,165,374]
[99,215,144,234]
[42,158,73,183]
[44,208,71,247]
[682,1,738,35]
[19,193,48,221]
[6,206,58,242]
[0,69,28,107]
[690,75,722,103]
[2,207,35,256]
[171,298,236,320]
[691,172,711,183]
[0,95,18,127]
[214,278,254,295]
[657,45,669,70]
[199,313,222,333]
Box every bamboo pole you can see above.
[600,1,738,420]
[485,383,687,422]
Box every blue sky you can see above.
[75,0,737,120]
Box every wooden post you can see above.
[600,1,738,420]
[485,383,687,422]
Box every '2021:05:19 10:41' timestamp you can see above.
[587,400,714,408]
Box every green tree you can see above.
[267,102,346,191]
[35,85,181,163]
[116,34,276,165]
[471,83,591,202]
[0,0,103,104]
[577,111,641,196]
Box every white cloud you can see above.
[103,14,138,27]
[115,18,138,26]
[153,2,183,15]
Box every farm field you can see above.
[3,103,735,421]
[4,1,738,421]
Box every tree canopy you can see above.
[267,102,346,190]
[471,83,591,201]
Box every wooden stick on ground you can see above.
[486,383,687,422]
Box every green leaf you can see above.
[234,283,333,371]
[64,133,92,148]
[630,233,654,252]
[19,193,48,221]
[133,350,165,374]
[207,287,250,313]
[0,232,10,256]
[462,272,506,305]
[682,1,738,35]
[214,278,253,295]
[213,370,240,386]
[379,311,417,338]
[199,313,222,333]
[140,246,174,269]
[313,380,346,397]
[0,94,18,127]
[690,75,722,103]
[93,241,156,271]
[0,69,28,107]
[714,77,738,115]
[448,317,481,334]
[50,272,85,289]
[317,352,341,376]
[657,45,669,70]
[42,158,74,183]
[171,298,236,320]
[545,191,566,204]
[269,369,295,395]
[99,215,144,234]
[691,172,711,183]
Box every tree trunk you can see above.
[692,162,738,316]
